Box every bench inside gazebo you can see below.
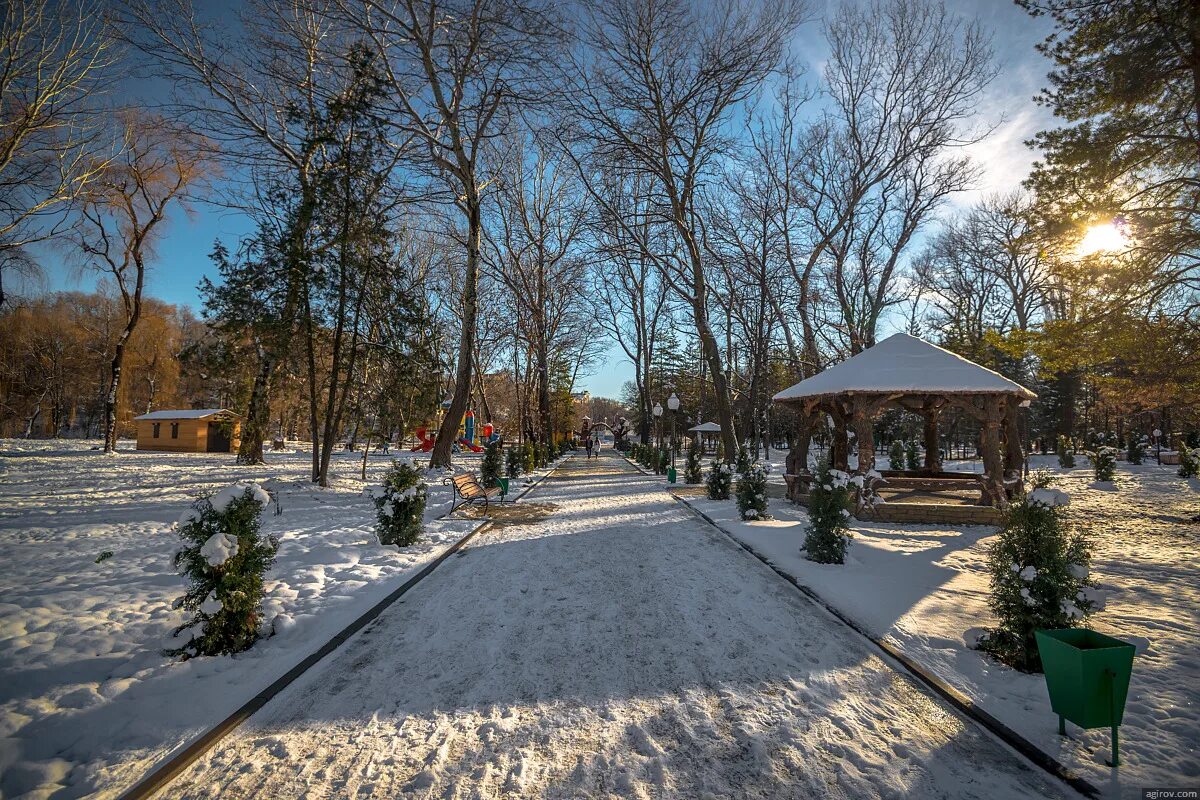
[773,334,1035,525]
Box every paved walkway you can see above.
[163,453,1070,799]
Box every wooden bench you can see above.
[445,473,501,515]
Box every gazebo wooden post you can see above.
[980,396,1006,507]
[922,398,943,474]
[1003,397,1024,477]
[828,402,850,472]
[851,396,876,473]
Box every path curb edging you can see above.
[117,457,571,800]
[663,479,1099,800]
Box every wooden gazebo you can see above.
[773,334,1035,512]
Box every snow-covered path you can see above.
[165,453,1070,799]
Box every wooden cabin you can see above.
[134,409,242,453]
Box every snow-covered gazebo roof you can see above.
[688,421,722,433]
[773,333,1035,403]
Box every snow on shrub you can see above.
[369,462,427,547]
[1056,434,1075,468]
[1090,446,1117,482]
[481,440,503,488]
[167,483,278,659]
[735,462,771,520]
[684,437,704,484]
[521,442,535,474]
[1178,446,1200,479]
[888,440,905,471]
[706,459,733,500]
[904,440,920,471]
[804,461,852,564]
[977,474,1097,672]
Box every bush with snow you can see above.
[735,462,770,520]
[977,475,1097,672]
[684,437,704,484]
[1090,446,1117,482]
[1178,446,1200,479]
[904,440,919,471]
[521,442,535,474]
[888,440,905,471]
[167,483,279,659]
[706,459,733,500]
[370,462,427,547]
[1126,436,1145,465]
[804,461,852,565]
[481,440,502,488]
[505,445,522,478]
[1056,434,1075,468]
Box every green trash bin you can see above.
[1035,628,1136,766]
[667,466,677,483]
[497,477,510,499]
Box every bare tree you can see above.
[0,0,117,305]
[73,113,206,453]
[339,0,560,467]
[560,0,809,460]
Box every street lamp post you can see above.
[667,393,680,482]
[1154,427,1163,465]
[653,402,664,474]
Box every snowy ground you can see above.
[162,453,1067,799]
[674,453,1199,797]
[0,439,555,800]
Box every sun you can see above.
[1077,222,1128,256]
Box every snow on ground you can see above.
[0,438,555,800]
[162,453,1067,799]
[675,453,1199,798]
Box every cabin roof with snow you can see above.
[133,408,239,421]
[772,333,1036,403]
[688,421,722,432]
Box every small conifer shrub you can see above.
[735,462,770,520]
[706,459,733,500]
[684,438,704,484]
[888,440,905,471]
[168,483,278,658]
[1056,434,1075,468]
[372,462,427,547]
[904,440,919,471]
[1091,446,1117,482]
[506,445,522,478]
[481,440,503,488]
[977,476,1097,672]
[1178,446,1200,479]
[804,461,852,564]
[1126,436,1144,465]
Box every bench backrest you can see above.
[452,473,486,497]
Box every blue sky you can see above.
[27,0,1056,400]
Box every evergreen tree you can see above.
[904,439,919,471]
[1125,436,1144,465]
[684,437,704,484]
[167,484,279,658]
[481,439,502,488]
[506,445,523,478]
[706,458,733,500]
[1056,434,1075,468]
[803,461,852,564]
[371,462,427,547]
[735,462,770,520]
[888,440,905,471]
[1090,446,1117,481]
[522,442,535,474]
[1178,446,1200,479]
[977,477,1097,672]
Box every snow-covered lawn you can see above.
[676,454,1199,797]
[0,439,549,799]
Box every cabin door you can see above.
[207,422,232,452]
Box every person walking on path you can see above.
[585,435,594,459]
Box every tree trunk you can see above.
[431,192,482,468]
[238,349,272,464]
[852,402,875,473]
[922,401,942,472]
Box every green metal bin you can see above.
[1035,628,1136,765]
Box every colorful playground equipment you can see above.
[412,408,498,453]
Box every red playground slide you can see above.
[410,427,436,452]
[458,438,484,452]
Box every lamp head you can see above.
[667,393,680,411]
[652,403,663,417]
